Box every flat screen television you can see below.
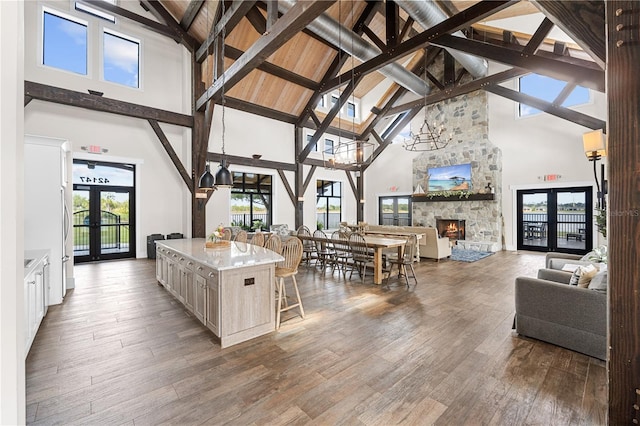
[427,163,472,192]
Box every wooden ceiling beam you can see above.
[78,0,195,49]
[206,152,297,172]
[321,0,517,94]
[386,0,399,48]
[429,34,605,92]
[485,84,606,130]
[25,81,193,127]
[224,45,318,90]
[141,0,199,50]
[180,0,205,31]
[385,67,528,116]
[295,0,378,127]
[533,0,605,69]
[195,1,258,63]
[522,17,555,55]
[148,119,194,193]
[245,5,267,34]
[196,0,336,111]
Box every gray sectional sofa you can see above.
[514,252,607,360]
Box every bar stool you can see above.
[275,238,304,329]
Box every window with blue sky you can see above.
[103,30,140,88]
[43,10,87,75]
[518,74,590,117]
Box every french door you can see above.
[517,187,592,254]
[379,196,412,226]
[72,160,136,263]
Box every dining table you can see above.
[360,235,410,284]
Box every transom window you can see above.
[231,173,272,231]
[306,134,318,152]
[518,74,590,117]
[316,180,341,231]
[43,9,88,75]
[75,0,116,23]
[324,139,334,155]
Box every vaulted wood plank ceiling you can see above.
[130,0,606,137]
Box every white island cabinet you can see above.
[155,239,284,348]
[24,250,50,356]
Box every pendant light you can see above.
[198,2,215,192]
[213,0,233,188]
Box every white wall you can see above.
[488,63,607,249]
[24,0,192,257]
[0,1,25,423]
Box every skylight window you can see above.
[42,10,88,75]
[518,74,590,117]
[103,30,140,88]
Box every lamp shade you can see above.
[198,164,215,191]
[583,130,607,159]
[214,159,233,188]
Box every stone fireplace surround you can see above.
[410,91,502,252]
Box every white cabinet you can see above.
[24,254,48,356]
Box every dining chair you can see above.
[250,231,265,247]
[275,237,304,329]
[313,229,336,274]
[331,230,352,278]
[384,233,418,288]
[234,230,248,243]
[221,228,232,241]
[296,225,316,266]
[348,233,374,283]
[264,234,282,254]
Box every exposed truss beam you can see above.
[195,1,258,62]
[303,158,361,172]
[533,0,605,69]
[485,85,605,130]
[553,82,577,106]
[522,17,555,55]
[430,34,605,92]
[345,170,357,200]
[25,81,193,127]
[277,169,297,206]
[224,45,318,90]
[245,5,267,34]
[295,0,378,127]
[302,165,317,194]
[140,0,198,49]
[385,67,528,116]
[299,75,363,163]
[206,152,297,172]
[78,0,195,50]
[180,0,205,31]
[321,0,517,94]
[148,119,194,193]
[196,0,335,111]
[386,0,399,48]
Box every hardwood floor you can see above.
[26,251,607,425]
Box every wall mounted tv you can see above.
[427,163,472,192]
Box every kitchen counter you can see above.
[157,238,283,270]
[24,249,49,278]
[155,239,283,348]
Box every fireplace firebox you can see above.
[436,219,465,240]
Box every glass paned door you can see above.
[517,187,592,254]
[379,196,412,226]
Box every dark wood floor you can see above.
[26,250,607,425]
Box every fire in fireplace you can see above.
[436,219,466,240]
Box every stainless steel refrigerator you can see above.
[24,135,72,306]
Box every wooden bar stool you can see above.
[275,238,304,329]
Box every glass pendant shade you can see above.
[198,164,215,191]
[214,159,233,188]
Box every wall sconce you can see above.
[582,129,607,209]
[359,199,365,204]
[297,196,305,202]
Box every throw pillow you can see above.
[569,264,598,288]
[588,270,608,293]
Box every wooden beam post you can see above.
[606,2,640,424]
[295,126,304,229]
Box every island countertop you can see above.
[156,238,283,271]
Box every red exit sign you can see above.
[544,174,561,181]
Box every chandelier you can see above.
[403,114,452,152]
[328,139,374,168]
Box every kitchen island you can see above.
[155,238,284,348]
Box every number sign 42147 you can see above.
[79,176,109,184]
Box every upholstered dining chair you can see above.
[348,233,374,283]
[250,231,265,247]
[234,230,248,243]
[384,233,418,288]
[275,237,305,329]
[264,234,282,254]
